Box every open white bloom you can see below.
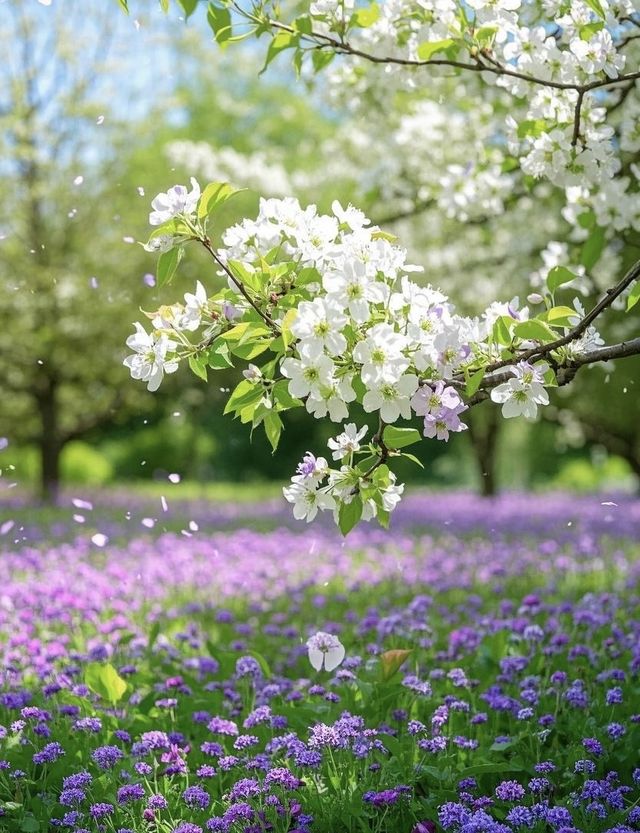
[381,473,405,512]
[123,323,179,392]
[149,178,201,226]
[490,361,549,419]
[353,324,409,384]
[282,477,335,522]
[178,281,208,332]
[362,374,419,423]
[328,423,368,460]
[323,258,387,324]
[332,200,370,231]
[291,298,347,356]
[306,375,356,422]
[280,343,335,399]
[306,631,345,672]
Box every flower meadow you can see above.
[1,492,640,833]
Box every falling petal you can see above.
[91,533,108,547]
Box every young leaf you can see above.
[261,31,299,73]
[338,495,363,536]
[380,649,412,682]
[465,367,485,397]
[84,663,127,705]
[156,247,182,288]
[580,226,605,271]
[626,281,640,311]
[188,355,208,381]
[263,410,283,452]
[547,266,576,293]
[207,2,232,46]
[178,0,199,17]
[351,3,380,27]
[198,181,242,220]
[417,38,455,60]
[207,338,234,369]
[402,452,424,469]
[513,319,556,342]
[223,380,263,415]
[383,426,422,449]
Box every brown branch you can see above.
[465,336,640,407]
[571,89,585,147]
[200,237,280,332]
[480,258,640,375]
[236,5,640,97]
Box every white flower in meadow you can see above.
[490,361,549,419]
[281,343,335,399]
[149,178,201,226]
[291,298,348,356]
[328,423,368,461]
[123,323,179,392]
[282,478,335,522]
[306,631,345,672]
[353,323,409,384]
[178,281,208,331]
[362,374,419,423]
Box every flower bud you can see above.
[527,293,544,305]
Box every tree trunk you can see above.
[36,377,62,504]
[466,406,500,497]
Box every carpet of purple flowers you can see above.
[1,491,639,833]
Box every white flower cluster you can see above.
[313,0,640,237]
[124,180,607,526]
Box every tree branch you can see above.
[466,336,640,407]
[200,237,280,332]
[481,258,640,375]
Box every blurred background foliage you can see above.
[0,0,637,501]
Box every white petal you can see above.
[308,647,324,671]
[324,644,345,672]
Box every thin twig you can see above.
[480,258,640,375]
[200,237,280,332]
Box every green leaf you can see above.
[188,354,208,382]
[627,281,640,311]
[20,817,40,832]
[465,368,485,397]
[223,380,263,415]
[207,2,232,45]
[402,452,424,469]
[579,20,604,38]
[84,663,127,705]
[156,247,182,288]
[582,0,605,17]
[261,31,299,73]
[380,649,412,681]
[580,226,606,271]
[351,3,380,27]
[338,495,362,536]
[546,305,577,325]
[492,315,514,346]
[198,181,242,220]
[118,0,129,11]
[272,379,302,410]
[417,38,455,60]
[178,0,199,17]
[383,426,421,449]
[514,319,557,342]
[311,50,335,72]
[207,337,234,369]
[263,410,283,452]
[159,0,169,10]
[547,266,576,293]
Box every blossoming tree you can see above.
[123,0,640,532]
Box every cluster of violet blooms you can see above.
[1,493,640,832]
[123,181,598,523]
